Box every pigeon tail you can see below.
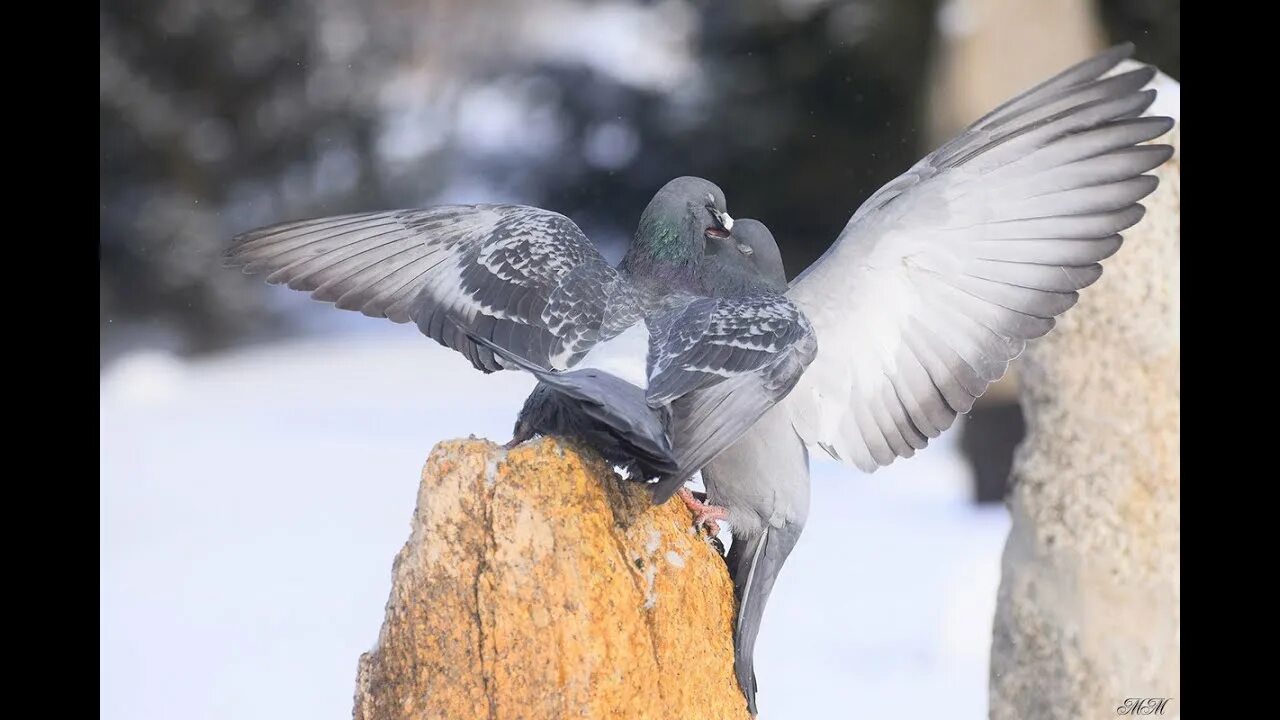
[725,521,805,716]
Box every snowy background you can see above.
[102,1,1177,717]
[101,314,1008,720]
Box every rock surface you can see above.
[988,90,1181,718]
[354,437,750,720]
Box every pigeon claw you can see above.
[676,487,729,538]
[708,535,727,558]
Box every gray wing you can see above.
[225,204,644,372]
[463,331,677,476]
[646,295,818,502]
[785,43,1175,472]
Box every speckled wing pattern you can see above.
[646,295,816,406]
[644,295,818,502]
[225,204,644,373]
[784,42,1175,472]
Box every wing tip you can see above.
[1120,202,1148,231]
[1107,41,1136,59]
[1130,88,1159,116]
[1137,172,1160,196]
[1125,64,1158,88]
[1068,42,1136,83]
[1153,116,1176,138]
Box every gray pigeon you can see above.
[225,176,817,502]
[505,216,790,479]
[702,218,787,298]
[693,44,1176,715]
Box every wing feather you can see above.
[227,204,644,372]
[645,294,819,502]
[785,44,1175,472]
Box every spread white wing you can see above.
[784,43,1175,471]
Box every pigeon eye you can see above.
[737,243,754,256]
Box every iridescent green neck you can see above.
[619,212,701,286]
[638,215,687,261]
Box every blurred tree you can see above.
[469,0,941,277]
[100,0,1178,365]
[102,0,398,359]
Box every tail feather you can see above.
[725,522,805,716]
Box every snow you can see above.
[101,327,1009,720]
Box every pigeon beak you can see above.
[706,205,734,232]
[704,206,733,240]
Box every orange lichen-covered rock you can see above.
[354,437,751,720]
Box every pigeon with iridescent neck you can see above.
[226,176,818,501]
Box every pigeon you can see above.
[692,44,1176,715]
[506,216,793,480]
[702,218,788,298]
[225,176,818,503]
[667,219,792,528]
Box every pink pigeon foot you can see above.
[677,487,729,536]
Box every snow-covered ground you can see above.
[100,325,1009,720]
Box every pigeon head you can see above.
[724,218,786,290]
[702,218,788,296]
[621,176,732,286]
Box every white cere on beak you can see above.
[737,243,754,256]
[708,207,734,231]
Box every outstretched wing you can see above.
[646,295,818,502]
[785,43,1175,472]
[226,204,644,372]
